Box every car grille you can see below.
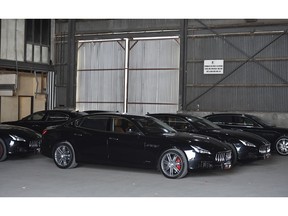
[259,144,271,154]
[215,150,232,162]
[29,139,42,148]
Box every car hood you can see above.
[200,128,269,145]
[0,124,41,139]
[161,132,230,152]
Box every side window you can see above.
[26,112,46,121]
[207,115,232,125]
[79,116,109,131]
[113,117,138,134]
[167,117,191,131]
[237,117,259,127]
[153,116,169,125]
[46,113,70,121]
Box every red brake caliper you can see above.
[176,157,182,170]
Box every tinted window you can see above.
[207,115,233,125]
[186,116,220,130]
[133,116,176,134]
[80,116,109,131]
[157,116,191,131]
[25,112,45,121]
[113,117,139,134]
[233,116,260,127]
[46,113,70,121]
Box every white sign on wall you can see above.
[204,60,224,74]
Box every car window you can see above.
[25,111,46,121]
[46,112,70,122]
[79,116,109,131]
[113,117,139,134]
[187,116,220,129]
[133,116,176,134]
[207,115,233,125]
[233,116,260,127]
[159,116,191,131]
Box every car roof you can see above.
[148,113,201,119]
[205,113,252,118]
[84,113,151,119]
[37,110,86,115]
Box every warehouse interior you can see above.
[2,19,288,126]
[1,1,287,215]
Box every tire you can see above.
[53,142,78,169]
[275,136,288,156]
[159,148,188,179]
[0,139,7,162]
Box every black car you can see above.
[0,124,42,161]
[3,110,87,133]
[41,113,232,179]
[148,113,271,164]
[205,113,288,156]
[84,110,119,114]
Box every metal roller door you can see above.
[76,37,180,115]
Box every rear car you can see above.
[205,113,288,156]
[148,113,271,164]
[3,110,87,133]
[0,124,42,161]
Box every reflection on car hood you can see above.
[162,132,230,152]
[202,128,269,144]
[0,124,41,138]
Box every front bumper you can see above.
[185,150,232,170]
[236,143,271,160]
[8,139,42,154]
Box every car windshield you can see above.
[132,116,176,134]
[186,116,221,130]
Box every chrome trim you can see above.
[215,150,232,162]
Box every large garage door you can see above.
[127,38,180,114]
[76,37,180,115]
[76,40,126,112]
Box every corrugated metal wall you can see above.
[55,19,288,115]
[185,20,288,112]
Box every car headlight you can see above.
[9,134,26,142]
[240,140,256,147]
[191,145,211,155]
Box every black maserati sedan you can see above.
[0,124,42,161]
[3,110,87,133]
[205,113,288,156]
[41,113,232,179]
[148,113,271,164]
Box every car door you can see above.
[107,117,146,164]
[71,116,110,162]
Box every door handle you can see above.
[108,137,118,141]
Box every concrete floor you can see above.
[0,152,288,197]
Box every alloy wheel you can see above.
[160,150,186,178]
[54,145,73,167]
[276,138,288,155]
